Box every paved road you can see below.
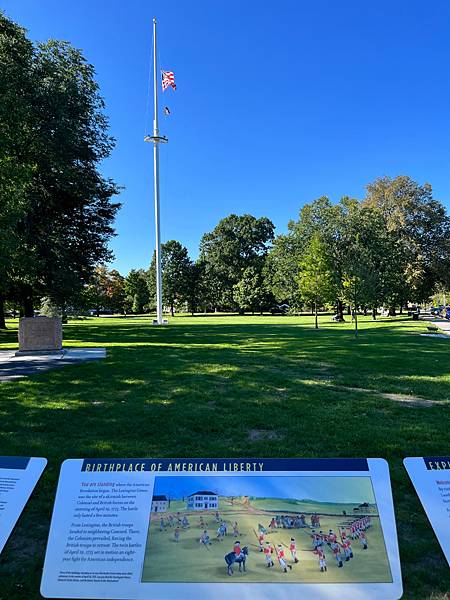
[0,348,106,383]
[420,315,450,337]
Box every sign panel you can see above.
[0,456,47,553]
[404,456,450,566]
[41,458,402,599]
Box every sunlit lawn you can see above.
[0,314,449,599]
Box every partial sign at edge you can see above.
[404,456,450,567]
[0,456,47,554]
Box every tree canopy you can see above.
[0,12,120,324]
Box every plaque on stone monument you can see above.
[17,317,62,355]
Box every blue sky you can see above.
[154,475,375,504]
[3,0,450,274]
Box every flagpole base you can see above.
[152,319,169,326]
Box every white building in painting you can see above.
[151,494,169,513]
[186,490,218,511]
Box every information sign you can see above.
[41,457,403,599]
[0,456,47,554]
[404,456,450,566]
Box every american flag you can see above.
[161,70,176,91]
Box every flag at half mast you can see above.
[161,70,176,91]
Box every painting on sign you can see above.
[142,475,392,584]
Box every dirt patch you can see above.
[248,429,283,441]
[378,392,439,407]
[332,385,441,407]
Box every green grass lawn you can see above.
[0,314,449,598]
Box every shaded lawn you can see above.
[0,314,449,599]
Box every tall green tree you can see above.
[232,266,272,315]
[297,232,336,329]
[19,40,120,315]
[287,196,355,320]
[184,261,203,315]
[0,14,121,317]
[148,241,192,316]
[0,14,35,327]
[365,175,450,310]
[199,214,274,310]
[125,269,149,314]
[265,232,303,310]
[161,240,192,317]
[84,267,106,317]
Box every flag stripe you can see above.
[161,70,176,91]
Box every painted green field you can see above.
[142,500,390,583]
[248,497,376,515]
[0,314,449,599]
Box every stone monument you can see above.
[16,317,63,355]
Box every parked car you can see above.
[270,304,289,315]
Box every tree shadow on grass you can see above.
[0,318,449,599]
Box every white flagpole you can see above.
[145,18,167,325]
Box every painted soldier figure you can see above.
[263,541,274,567]
[289,538,299,563]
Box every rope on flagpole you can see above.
[144,25,154,137]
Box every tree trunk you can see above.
[354,307,358,337]
[388,306,396,316]
[23,293,34,318]
[336,300,345,322]
[399,305,403,315]
[96,306,100,317]
[170,302,174,317]
[0,296,6,329]
[347,305,351,316]
[363,306,367,316]
[314,301,318,329]
[61,302,68,324]
[372,307,377,320]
